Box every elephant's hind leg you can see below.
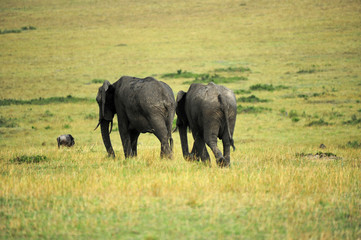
[191,130,210,164]
[150,118,172,159]
[204,131,228,167]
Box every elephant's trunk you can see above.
[178,126,190,158]
[100,120,115,157]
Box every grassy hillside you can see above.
[1,0,360,239]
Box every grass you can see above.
[9,155,47,164]
[185,74,248,84]
[237,105,272,114]
[0,26,36,35]
[215,66,251,73]
[0,0,361,239]
[237,95,269,103]
[249,84,289,91]
[161,69,203,79]
[0,95,93,106]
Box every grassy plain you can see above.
[1,0,361,239]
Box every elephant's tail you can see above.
[218,95,235,151]
[165,104,175,152]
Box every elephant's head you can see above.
[95,80,116,157]
[176,91,190,158]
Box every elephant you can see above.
[95,76,175,159]
[57,134,75,148]
[176,82,237,167]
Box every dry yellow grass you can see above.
[1,0,361,239]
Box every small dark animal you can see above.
[319,143,326,149]
[57,134,75,148]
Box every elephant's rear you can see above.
[160,81,176,151]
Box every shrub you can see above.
[0,116,18,128]
[91,79,106,84]
[162,70,203,79]
[237,105,271,114]
[346,140,361,148]
[289,110,298,118]
[0,95,93,106]
[0,26,36,35]
[233,89,251,94]
[297,69,316,74]
[0,29,21,34]
[249,84,289,91]
[10,155,47,164]
[185,74,247,84]
[215,66,251,72]
[306,119,330,127]
[343,115,361,125]
[237,95,269,103]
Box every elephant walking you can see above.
[176,82,237,167]
[95,76,175,159]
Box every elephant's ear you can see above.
[98,81,115,121]
[176,91,187,126]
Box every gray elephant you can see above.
[95,76,175,159]
[57,134,75,148]
[176,82,237,167]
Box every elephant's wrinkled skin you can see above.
[176,82,237,167]
[96,76,175,159]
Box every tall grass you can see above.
[0,0,360,239]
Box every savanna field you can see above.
[0,0,360,239]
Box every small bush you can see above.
[0,29,21,34]
[289,110,298,118]
[0,26,36,35]
[162,70,203,79]
[215,66,251,72]
[0,116,18,128]
[91,79,107,84]
[21,26,36,31]
[297,69,316,74]
[237,105,271,114]
[343,115,361,125]
[10,155,47,164]
[0,95,93,106]
[306,119,330,127]
[249,84,289,91]
[185,74,247,84]
[44,110,54,117]
[63,124,71,129]
[237,95,269,103]
[233,89,251,95]
[346,140,361,148]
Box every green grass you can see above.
[249,84,289,91]
[237,95,269,103]
[237,105,272,114]
[0,0,361,239]
[0,95,93,106]
[161,69,204,79]
[0,26,36,35]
